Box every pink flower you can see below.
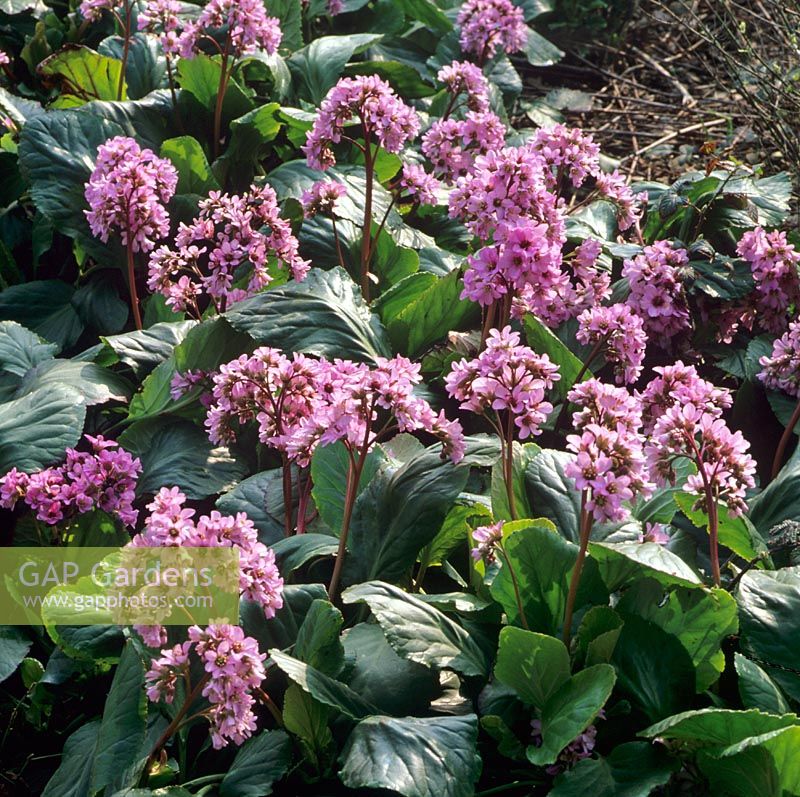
[138,0,182,54]
[529,124,600,189]
[79,0,120,21]
[399,163,440,206]
[144,641,191,703]
[457,0,527,60]
[445,326,560,439]
[177,0,281,59]
[85,136,178,254]
[576,304,647,385]
[0,435,141,526]
[738,227,800,333]
[147,184,307,316]
[437,61,490,113]
[303,76,420,171]
[759,320,800,397]
[639,522,670,544]
[423,111,506,183]
[300,180,347,218]
[623,241,691,340]
[595,170,646,231]
[471,521,504,562]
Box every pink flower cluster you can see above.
[564,380,650,523]
[138,0,182,55]
[177,0,282,59]
[170,369,212,403]
[206,348,320,449]
[301,180,347,218]
[303,76,420,171]
[759,320,800,397]
[79,0,121,22]
[529,124,600,190]
[422,112,507,182]
[399,164,440,206]
[471,520,504,563]
[145,623,267,748]
[645,403,756,516]
[131,486,284,617]
[0,436,140,526]
[595,170,646,231]
[623,241,691,340]
[446,326,560,439]
[449,145,565,241]
[461,218,563,308]
[636,361,731,433]
[513,237,611,328]
[576,304,647,385]
[85,136,178,254]
[437,61,490,113]
[456,0,527,61]
[147,184,308,315]
[737,227,800,333]
[284,355,466,467]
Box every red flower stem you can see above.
[281,455,293,537]
[504,412,518,520]
[125,240,143,330]
[771,394,800,481]
[213,47,231,160]
[359,126,374,301]
[553,336,605,434]
[117,0,131,100]
[562,491,592,647]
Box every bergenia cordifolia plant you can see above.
[303,75,420,299]
[642,363,756,586]
[205,348,321,536]
[85,136,178,329]
[0,435,141,531]
[146,184,308,316]
[760,320,800,477]
[130,486,284,647]
[178,0,282,156]
[446,326,560,520]
[562,379,650,643]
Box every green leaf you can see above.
[523,314,586,401]
[589,541,702,591]
[521,26,564,67]
[549,741,678,797]
[160,136,219,195]
[176,54,253,119]
[641,708,800,750]
[0,321,58,379]
[371,227,419,290]
[339,714,480,797]
[219,730,292,797]
[41,720,101,797]
[396,0,453,31]
[611,614,696,723]
[494,627,570,708]
[748,448,800,537]
[490,521,607,636]
[18,110,122,238]
[618,580,737,691]
[576,606,624,667]
[735,653,791,715]
[119,418,246,499]
[92,642,147,791]
[342,623,439,716]
[282,684,333,775]
[217,469,287,545]
[345,61,435,98]
[214,103,282,187]
[0,280,84,350]
[310,441,385,534]
[15,360,130,406]
[0,385,86,474]
[225,267,391,363]
[100,320,197,378]
[342,445,470,585]
[242,583,327,651]
[737,567,800,702]
[39,45,126,103]
[269,649,380,719]
[271,534,338,573]
[266,0,302,52]
[342,581,490,677]
[287,34,383,104]
[380,269,478,358]
[0,626,32,683]
[526,665,616,766]
[675,492,768,563]
[294,599,344,676]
